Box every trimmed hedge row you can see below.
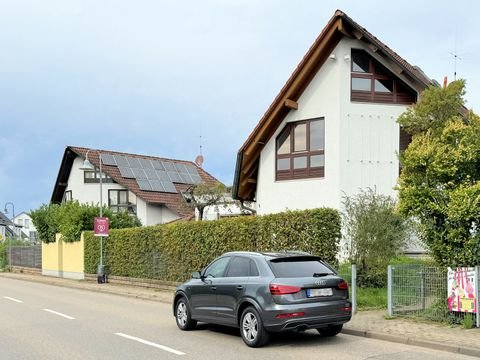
[84,208,341,282]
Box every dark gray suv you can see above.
[173,251,352,347]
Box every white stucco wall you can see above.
[256,38,417,215]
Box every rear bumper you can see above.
[262,300,352,332]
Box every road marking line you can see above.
[114,332,185,356]
[3,296,23,303]
[43,309,75,320]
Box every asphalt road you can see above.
[0,277,475,360]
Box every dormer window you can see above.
[351,49,416,104]
[276,118,325,180]
[84,170,113,183]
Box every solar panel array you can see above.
[100,153,202,194]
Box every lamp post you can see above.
[4,202,15,272]
[79,150,106,283]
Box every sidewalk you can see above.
[1,272,479,357]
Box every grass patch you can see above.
[356,287,387,310]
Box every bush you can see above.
[0,241,7,270]
[343,189,411,288]
[84,208,341,281]
[30,201,141,243]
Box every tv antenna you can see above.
[449,51,462,81]
[450,26,462,81]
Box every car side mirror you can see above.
[192,271,202,279]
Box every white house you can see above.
[232,10,436,255]
[12,212,38,242]
[233,10,434,214]
[51,146,221,226]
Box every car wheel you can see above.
[175,298,197,331]
[240,307,269,347]
[317,324,343,337]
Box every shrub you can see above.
[343,189,410,287]
[30,201,141,243]
[84,208,341,281]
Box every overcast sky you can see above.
[1,0,478,215]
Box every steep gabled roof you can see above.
[51,146,220,217]
[233,10,434,201]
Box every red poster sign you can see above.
[94,217,109,237]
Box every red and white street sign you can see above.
[94,217,109,237]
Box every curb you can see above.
[0,273,174,305]
[342,328,480,358]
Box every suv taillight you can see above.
[337,281,348,290]
[270,284,301,295]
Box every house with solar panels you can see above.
[51,146,222,225]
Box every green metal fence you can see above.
[388,264,480,327]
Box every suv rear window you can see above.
[268,258,334,278]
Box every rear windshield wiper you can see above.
[313,272,333,277]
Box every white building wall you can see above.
[67,157,126,207]
[338,39,413,200]
[256,40,342,215]
[256,38,417,215]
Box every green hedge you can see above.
[84,208,341,282]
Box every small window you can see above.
[204,257,231,278]
[108,190,131,213]
[84,170,113,183]
[226,257,250,277]
[24,219,30,229]
[17,219,23,227]
[63,190,72,203]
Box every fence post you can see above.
[351,264,357,314]
[420,268,426,310]
[387,265,393,316]
[476,265,480,328]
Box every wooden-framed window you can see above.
[84,170,113,183]
[108,189,131,213]
[351,49,416,104]
[276,118,325,181]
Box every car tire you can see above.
[317,324,343,337]
[240,307,269,347]
[175,298,197,331]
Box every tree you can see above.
[343,189,409,287]
[30,201,142,243]
[182,183,227,221]
[397,80,480,266]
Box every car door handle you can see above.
[236,285,244,290]
[210,286,217,291]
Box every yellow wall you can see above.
[41,233,84,279]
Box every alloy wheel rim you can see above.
[177,302,187,326]
[242,312,258,341]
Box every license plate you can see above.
[307,288,333,297]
